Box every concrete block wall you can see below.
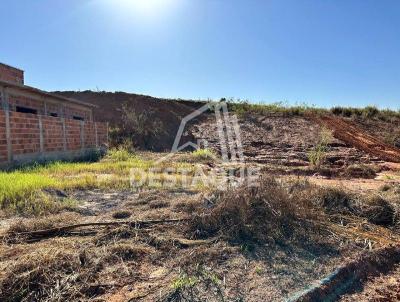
[0,109,108,166]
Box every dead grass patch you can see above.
[0,247,85,301]
[104,243,150,263]
[6,213,80,235]
[112,210,132,219]
[174,199,202,214]
[149,200,170,209]
[188,176,321,246]
[342,164,377,179]
[361,196,396,226]
[312,187,358,215]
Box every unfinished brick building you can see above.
[0,63,108,167]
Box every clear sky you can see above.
[1,0,400,109]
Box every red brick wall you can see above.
[10,112,41,155]
[46,102,62,117]
[8,95,45,114]
[64,106,91,121]
[0,111,7,162]
[0,64,24,84]
[65,120,82,151]
[0,109,108,164]
[97,123,108,147]
[7,93,92,121]
[84,122,96,147]
[42,116,64,152]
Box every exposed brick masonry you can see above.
[0,109,108,165]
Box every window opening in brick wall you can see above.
[16,106,37,115]
[50,112,58,117]
[73,115,84,121]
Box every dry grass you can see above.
[6,213,80,234]
[361,195,396,226]
[0,228,152,301]
[0,246,83,301]
[112,210,132,219]
[342,164,377,179]
[0,154,196,215]
[312,187,358,215]
[188,176,320,246]
[148,200,170,209]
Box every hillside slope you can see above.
[55,91,204,150]
[54,91,400,164]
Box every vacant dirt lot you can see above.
[1,104,400,301]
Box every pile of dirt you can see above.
[54,90,205,151]
[54,91,400,168]
[188,113,382,170]
[315,114,400,163]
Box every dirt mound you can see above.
[315,115,400,163]
[189,113,380,169]
[54,90,205,151]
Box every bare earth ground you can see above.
[1,113,400,301]
[340,264,400,301]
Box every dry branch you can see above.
[2,218,188,242]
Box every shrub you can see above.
[308,127,333,168]
[343,164,377,179]
[312,187,356,215]
[188,176,318,245]
[112,210,132,219]
[363,106,379,118]
[121,103,166,150]
[361,196,395,226]
[191,148,217,162]
[107,147,132,162]
[331,106,400,121]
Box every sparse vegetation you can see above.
[308,127,333,168]
[227,99,325,117]
[189,176,320,246]
[343,164,377,179]
[167,265,223,302]
[191,148,217,162]
[2,98,400,300]
[116,103,167,150]
[0,155,195,215]
[331,105,400,121]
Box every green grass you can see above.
[0,153,196,215]
[308,127,333,168]
[330,105,400,121]
[227,100,326,117]
[225,99,400,122]
[191,148,217,161]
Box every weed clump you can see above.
[361,196,396,226]
[105,243,150,262]
[0,248,83,301]
[191,148,216,161]
[106,147,133,162]
[188,176,318,245]
[312,187,357,215]
[112,210,132,219]
[166,265,223,302]
[343,164,377,179]
[308,127,333,168]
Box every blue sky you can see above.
[1,0,400,109]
